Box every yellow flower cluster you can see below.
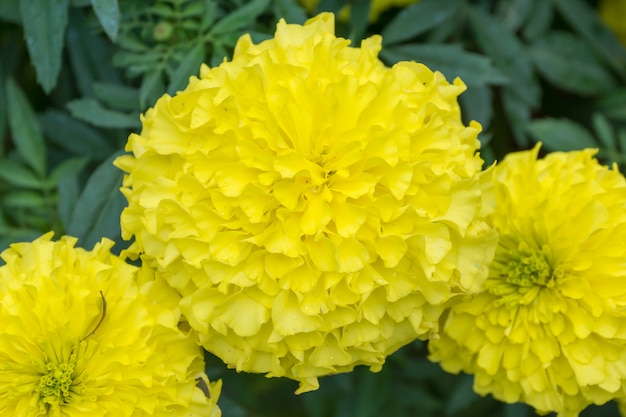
[116,13,497,392]
[599,0,626,46]
[299,0,420,22]
[0,233,221,417]
[429,145,626,417]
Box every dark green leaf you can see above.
[66,98,140,129]
[209,0,271,36]
[140,70,165,109]
[3,191,46,208]
[468,6,540,108]
[67,152,125,247]
[200,0,218,31]
[553,0,626,78]
[444,374,479,415]
[502,89,531,147]
[39,110,115,159]
[93,82,140,112]
[0,64,6,147]
[496,0,535,32]
[5,78,46,177]
[349,0,370,43]
[381,0,460,45]
[595,88,626,121]
[380,44,507,87]
[167,44,205,95]
[460,85,493,131]
[273,0,307,24]
[527,118,597,151]
[46,157,88,187]
[355,369,390,417]
[592,113,615,150]
[0,158,43,189]
[57,174,79,233]
[529,31,616,96]
[522,1,553,40]
[90,0,119,41]
[19,0,69,93]
[0,0,20,23]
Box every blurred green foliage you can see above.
[0,0,625,415]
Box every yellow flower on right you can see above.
[429,145,626,417]
[599,0,626,46]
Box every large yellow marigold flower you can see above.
[0,233,221,417]
[115,13,497,393]
[429,145,626,417]
[599,0,626,46]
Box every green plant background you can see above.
[1,0,625,415]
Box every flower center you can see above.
[37,352,77,408]
[503,246,553,288]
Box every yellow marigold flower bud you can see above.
[600,0,626,46]
[115,13,497,393]
[429,145,626,417]
[0,233,221,417]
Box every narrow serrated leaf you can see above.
[90,0,119,40]
[468,6,540,107]
[381,0,461,45]
[529,31,616,96]
[380,44,507,87]
[66,98,140,129]
[93,82,140,112]
[167,44,205,95]
[273,0,307,24]
[5,78,46,177]
[553,0,626,78]
[3,191,46,208]
[39,110,114,159]
[522,1,553,40]
[209,0,271,36]
[0,158,43,189]
[444,374,479,415]
[460,85,493,131]
[592,113,616,150]
[67,152,125,246]
[139,70,165,109]
[527,118,598,151]
[19,0,69,92]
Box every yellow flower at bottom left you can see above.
[0,233,221,417]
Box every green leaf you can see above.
[496,0,535,32]
[354,368,390,417]
[592,113,616,150]
[529,31,616,96]
[444,374,479,415]
[65,13,122,97]
[47,157,88,186]
[140,70,165,109]
[468,6,540,108]
[0,64,6,147]
[595,88,626,121]
[380,44,507,87]
[18,0,69,93]
[349,0,370,43]
[273,0,307,24]
[93,82,140,112]
[502,89,531,147]
[553,0,626,78]
[167,44,205,95]
[381,0,460,45]
[66,98,140,129]
[57,171,81,233]
[460,85,493,131]
[522,1,553,41]
[527,118,598,151]
[0,0,20,23]
[209,0,271,36]
[66,152,125,248]
[504,403,532,417]
[90,0,119,41]
[0,158,44,189]
[3,191,46,208]
[39,110,115,159]
[5,78,46,177]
